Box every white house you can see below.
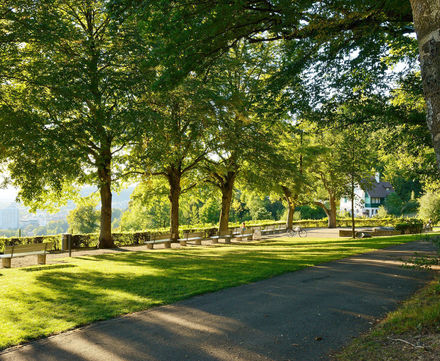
[340,173,394,217]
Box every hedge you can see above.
[0,236,61,253]
[395,219,424,234]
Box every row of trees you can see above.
[0,1,438,247]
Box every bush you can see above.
[294,205,327,220]
[395,219,424,234]
[418,192,440,223]
[376,206,389,218]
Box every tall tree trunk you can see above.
[410,0,440,166]
[351,176,355,238]
[328,193,337,228]
[314,198,337,228]
[218,171,236,234]
[282,186,295,230]
[168,169,181,241]
[98,153,113,249]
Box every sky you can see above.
[0,187,18,203]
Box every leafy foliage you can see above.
[67,199,100,234]
[418,192,440,224]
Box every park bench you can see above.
[232,227,254,241]
[208,230,233,244]
[261,225,275,236]
[0,242,53,268]
[178,231,206,246]
[274,224,287,234]
[145,233,173,249]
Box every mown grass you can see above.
[0,233,433,350]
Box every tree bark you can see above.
[314,197,337,228]
[98,152,113,249]
[168,168,182,241]
[351,176,355,238]
[218,171,236,234]
[328,193,337,228]
[410,0,440,166]
[282,186,295,230]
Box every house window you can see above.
[371,197,381,203]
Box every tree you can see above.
[309,126,351,228]
[119,180,170,231]
[409,0,440,167]
[0,0,148,248]
[123,0,440,173]
[245,121,319,230]
[201,41,281,233]
[418,192,440,224]
[337,124,375,237]
[198,197,221,224]
[128,78,214,239]
[67,199,100,234]
[384,191,419,217]
[384,192,405,217]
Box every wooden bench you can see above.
[145,233,173,249]
[232,228,254,241]
[208,231,233,244]
[261,225,275,236]
[274,224,287,234]
[178,231,206,246]
[0,242,53,268]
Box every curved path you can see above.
[1,241,437,361]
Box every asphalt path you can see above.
[1,240,437,361]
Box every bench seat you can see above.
[0,251,48,258]
[208,232,232,244]
[178,231,206,246]
[144,234,173,249]
[1,242,53,268]
[275,225,287,234]
[232,228,254,241]
[261,226,275,235]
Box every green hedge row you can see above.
[0,236,61,253]
[395,219,424,234]
[0,217,424,252]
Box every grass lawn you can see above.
[0,233,435,350]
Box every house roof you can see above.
[362,179,394,198]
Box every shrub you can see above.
[418,192,440,223]
[376,206,389,218]
[395,219,424,234]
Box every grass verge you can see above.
[0,233,435,350]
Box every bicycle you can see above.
[288,226,307,237]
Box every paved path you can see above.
[1,241,437,361]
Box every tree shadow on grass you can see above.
[20,264,77,272]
